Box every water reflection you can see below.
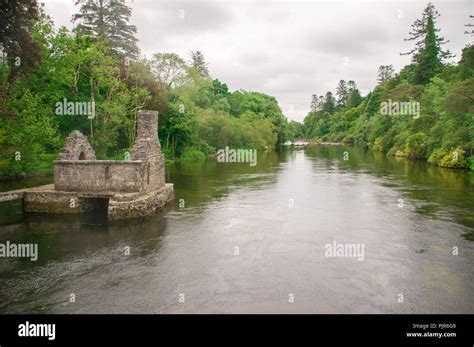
[0,147,472,313]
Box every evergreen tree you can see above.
[310,94,319,112]
[322,92,336,114]
[401,2,453,84]
[336,80,348,107]
[190,50,209,77]
[346,81,362,108]
[73,0,139,59]
[464,15,474,43]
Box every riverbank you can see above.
[285,139,473,171]
[1,142,472,190]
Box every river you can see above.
[0,146,473,313]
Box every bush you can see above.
[428,148,448,165]
[395,150,406,157]
[403,132,428,159]
[180,149,206,161]
[438,147,470,169]
[372,136,388,152]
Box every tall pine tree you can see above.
[345,81,362,108]
[310,94,319,112]
[190,50,209,77]
[73,0,139,60]
[401,2,453,84]
[336,80,348,107]
[322,92,336,114]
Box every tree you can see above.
[336,80,348,107]
[377,65,395,83]
[190,50,209,77]
[72,0,139,59]
[150,52,188,87]
[401,2,453,84]
[310,94,319,112]
[321,92,336,114]
[286,120,304,140]
[346,81,362,108]
[464,15,474,43]
[211,79,229,97]
[0,0,41,81]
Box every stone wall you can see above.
[131,138,165,191]
[24,191,94,214]
[46,110,173,219]
[54,160,145,192]
[131,110,165,191]
[54,110,166,193]
[58,131,96,160]
[108,183,174,221]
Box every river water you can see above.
[0,146,473,313]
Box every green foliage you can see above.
[286,120,304,140]
[180,149,206,161]
[0,5,289,180]
[196,108,277,150]
[190,51,209,78]
[401,2,452,85]
[438,147,470,169]
[403,132,428,159]
[428,148,447,164]
[73,0,139,59]
[302,6,472,171]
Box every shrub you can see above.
[180,149,206,161]
[439,147,470,169]
[403,132,428,159]
[428,148,448,165]
[395,150,406,157]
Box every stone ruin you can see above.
[58,131,96,160]
[21,110,174,220]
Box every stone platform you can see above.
[108,183,174,221]
[18,183,174,221]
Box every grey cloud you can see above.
[43,0,471,121]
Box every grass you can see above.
[179,149,206,161]
[35,154,57,173]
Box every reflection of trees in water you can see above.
[166,150,289,208]
[304,145,474,234]
[0,199,24,225]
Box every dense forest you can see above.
[0,0,289,179]
[302,3,473,170]
[0,1,472,181]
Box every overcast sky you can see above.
[42,0,472,122]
